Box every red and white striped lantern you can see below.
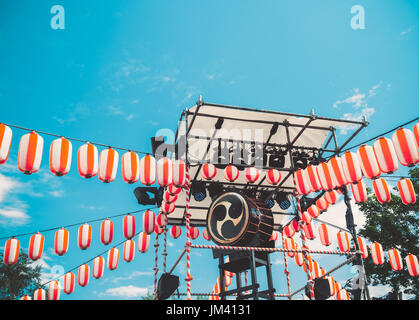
[92,256,105,279]
[372,178,391,203]
[78,223,92,250]
[294,168,311,195]
[316,162,336,191]
[138,232,150,253]
[78,264,90,287]
[373,137,399,174]
[311,260,321,279]
[405,254,418,277]
[291,219,301,232]
[98,148,119,183]
[245,167,260,183]
[223,165,239,182]
[48,280,60,300]
[143,210,155,234]
[188,227,199,240]
[123,239,135,262]
[121,151,140,184]
[173,159,186,187]
[157,157,173,187]
[357,145,381,180]
[282,224,295,238]
[324,190,339,205]
[316,197,329,212]
[294,247,304,266]
[78,142,98,178]
[269,231,279,242]
[18,131,44,175]
[156,213,167,227]
[307,204,320,218]
[28,232,44,261]
[107,247,119,270]
[414,122,419,147]
[33,288,46,300]
[302,222,316,240]
[397,178,416,205]
[202,228,211,241]
[63,272,75,294]
[388,248,403,271]
[21,295,31,300]
[170,225,182,239]
[337,289,351,300]
[0,124,12,165]
[154,223,164,235]
[54,228,69,256]
[318,224,332,246]
[328,157,348,188]
[337,231,350,252]
[167,184,182,195]
[49,137,72,176]
[357,236,369,259]
[123,214,136,240]
[370,242,384,265]
[302,255,313,274]
[350,179,368,203]
[306,165,322,192]
[163,191,178,204]
[301,211,312,224]
[201,163,217,180]
[284,237,296,258]
[4,238,20,265]
[161,201,175,214]
[392,128,419,167]
[100,219,114,245]
[341,151,363,184]
[265,169,281,185]
[139,154,156,186]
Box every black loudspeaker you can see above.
[305,278,333,300]
[157,273,179,300]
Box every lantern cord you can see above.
[339,116,419,154]
[153,233,160,300]
[0,206,157,241]
[1,122,151,155]
[281,233,292,300]
[162,213,169,273]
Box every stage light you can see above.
[208,181,224,200]
[191,181,207,202]
[292,151,308,169]
[276,192,291,210]
[133,187,160,206]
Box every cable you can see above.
[1,122,151,156]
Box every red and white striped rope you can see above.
[153,232,160,300]
[184,167,193,300]
[281,233,292,299]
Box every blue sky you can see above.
[0,0,418,300]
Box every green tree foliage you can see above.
[357,167,419,299]
[0,252,43,300]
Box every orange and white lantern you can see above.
[167,184,182,195]
[337,289,351,300]
[388,248,403,271]
[337,231,350,252]
[325,190,339,205]
[316,162,336,191]
[341,151,363,184]
[33,288,46,300]
[139,154,156,186]
[270,231,279,242]
[373,137,399,174]
[392,128,419,167]
[328,157,348,188]
[143,210,155,234]
[54,228,69,256]
[78,142,98,178]
[357,144,381,180]
[245,167,260,183]
[294,247,304,266]
[172,159,186,187]
[188,227,199,240]
[154,223,164,235]
[284,237,296,257]
[265,169,281,185]
[157,157,173,187]
[63,272,75,294]
[370,242,384,265]
[283,224,295,238]
[291,219,301,232]
[138,232,150,253]
[311,260,321,279]
[18,131,44,175]
[4,238,20,265]
[161,201,175,214]
[397,178,416,205]
[170,225,182,239]
[0,124,12,165]
[201,163,217,180]
[405,254,418,277]
[306,165,322,192]
[49,137,72,176]
[223,165,239,182]
[294,168,311,195]
[21,295,31,300]
[123,239,135,262]
[100,219,114,245]
[357,236,368,259]
[98,147,119,183]
[107,247,119,270]
[316,197,329,212]
[121,151,140,184]
[372,178,391,203]
[302,222,315,240]
[92,256,105,279]
[123,214,136,240]
[78,264,90,287]
[301,211,312,224]
[202,228,210,241]
[156,213,167,227]
[307,204,320,218]
[318,224,332,246]
[28,232,44,261]
[350,179,368,203]
[78,223,92,250]
[48,280,60,300]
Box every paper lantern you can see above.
[163,191,178,204]
[28,233,44,261]
[54,228,69,256]
[269,231,279,242]
[48,280,60,300]
[284,237,296,258]
[123,214,136,240]
[324,190,339,205]
[21,295,31,300]
[357,145,381,180]
[318,224,332,246]
[337,289,351,300]
[161,201,175,214]
[173,159,186,187]
[265,169,281,185]
[4,238,20,266]
[157,157,173,187]
[123,239,135,262]
[138,232,150,253]
[328,157,348,188]
[311,260,321,279]
[92,256,104,279]
[370,242,384,265]
[294,247,304,266]
[294,168,311,195]
[405,254,418,277]
[350,179,368,203]
[98,148,119,183]
[49,137,72,176]
[188,227,199,240]
[316,162,336,191]
[202,228,211,241]
[301,211,312,224]
[372,178,391,204]
[316,197,329,212]
[143,210,155,234]
[373,137,399,174]
[337,231,350,252]
[223,165,239,182]
[107,247,119,270]
[78,264,90,287]
[388,248,403,271]
[121,151,139,184]
[357,236,368,259]
[201,163,217,180]
[18,131,44,174]
[397,178,416,205]
[392,128,419,167]
[414,122,419,147]
[306,165,322,192]
[341,151,363,184]
[302,255,313,273]
[307,204,320,218]
[63,272,75,294]
[154,223,164,235]
[167,184,182,195]
[170,225,182,239]
[0,124,12,165]
[33,288,46,300]
[156,213,167,227]
[245,167,260,183]
[291,219,301,232]
[140,154,156,186]
[78,142,98,178]
[302,222,316,240]
[78,223,92,250]
[100,219,114,245]
[282,224,295,238]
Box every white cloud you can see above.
[101,285,149,298]
[400,26,415,36]
[111,271,153,283]
[107,105,135,121]
[0,208,29,225]
[0,173,20,203]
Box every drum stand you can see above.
[213,247,276,300]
